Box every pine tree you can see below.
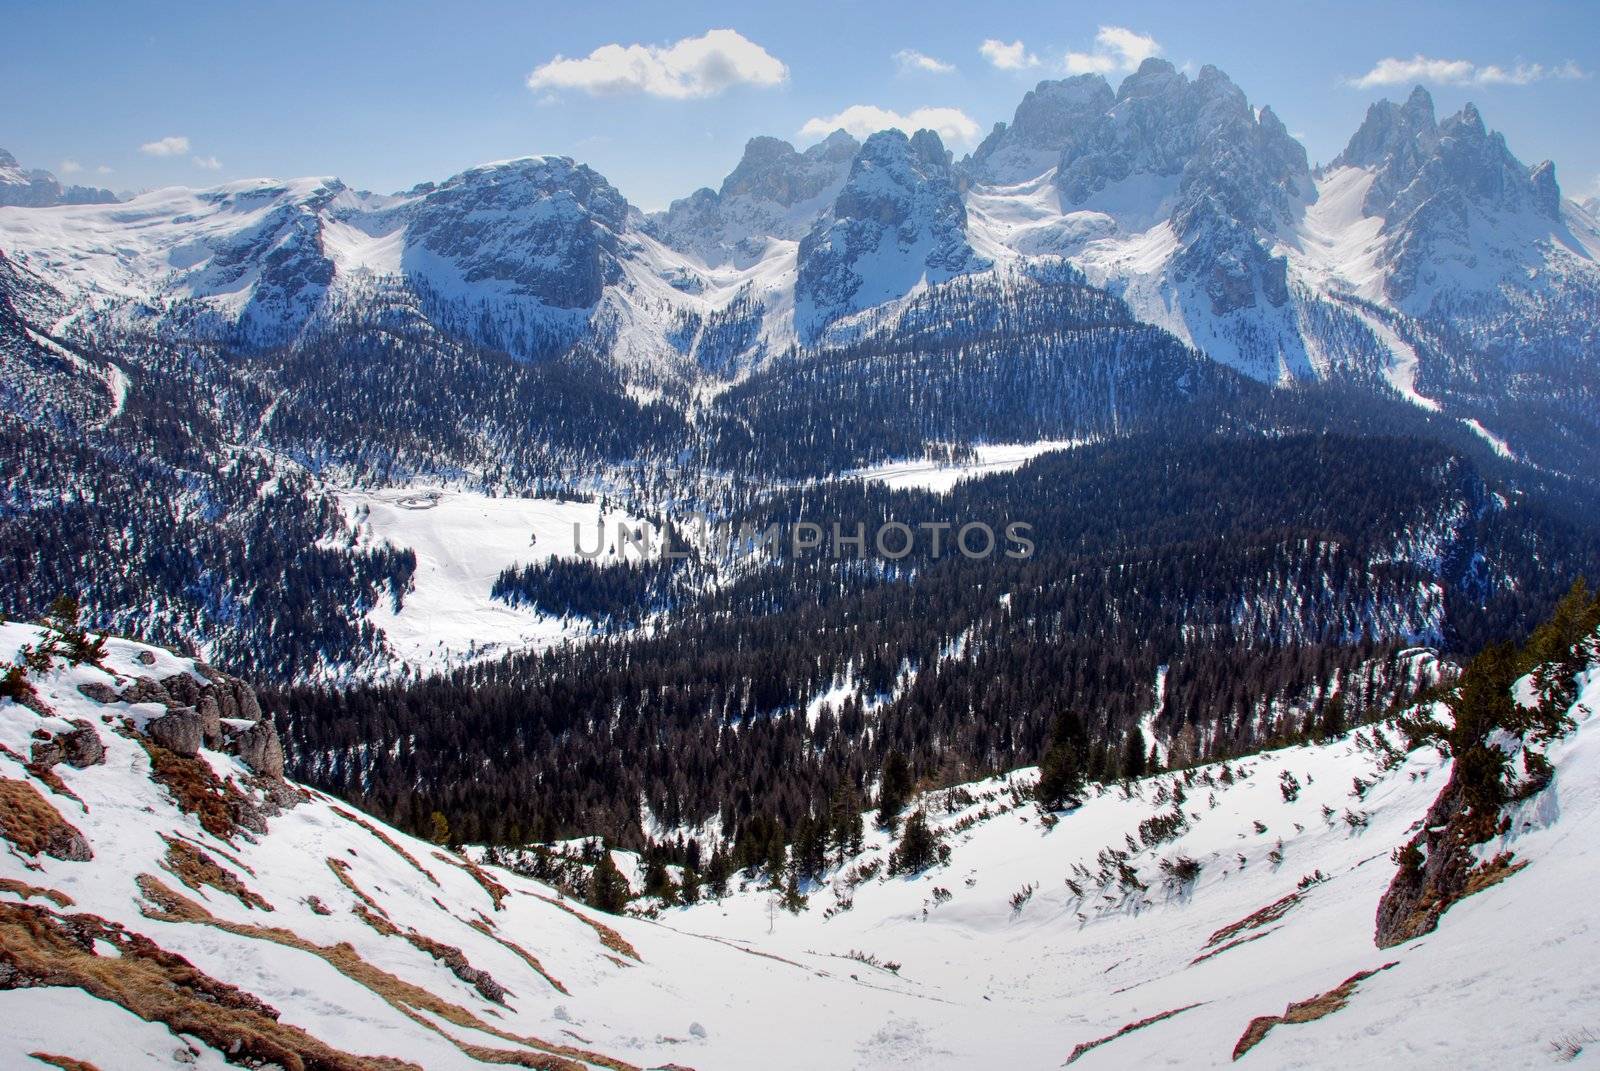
[588,850,631,914]
[889,809,944,875]
[1036,709,1086,810]
[877,750,913,830]
[1317,692,1347,741]
[1121,729,1148,781]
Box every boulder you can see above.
[147,708,204,757]
[76,682,120,704]
[230,721,285,778]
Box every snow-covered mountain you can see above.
[795,128,989,340]
[5,619,1599,1068]
[647,130,859,265]
[3,63,1599,468]
[0,148,118,209]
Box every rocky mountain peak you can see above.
[0,146,119,208]
[965,74,1115,183]
[1333,86,1439,172]
[719,131,860,206]
[1528,160,1561,219]
[402,155,629,308]
[647,132,859,264]
[796,127,986,338]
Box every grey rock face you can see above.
[796,128,988,337]
[230,721,285,779]
[402,157,629,309]
[29,720,105,771]
[965,75,1116,183]
[147,708,204,757]
[120,678,174,706]
[647,131,860,263]
[163,673,224,748]
[60,720,107,768]
[1043,60,1307,315]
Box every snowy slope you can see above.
[5,624,1599,1068]
[650,664,1600,1068]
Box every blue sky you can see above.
[8,0,1599,210]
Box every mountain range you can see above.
[2,59,1599,681]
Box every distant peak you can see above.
[1404,85,1436,115]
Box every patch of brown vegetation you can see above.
[454,1045,585,1070]
[0,877,75,908]
[466,916,570,995]
[328,857,390,917]
[433,850,509,910]
[1206,892,1300,948]
[1066,1003,1205,1064]
[161,836,272,912]
[134,737,247,840]
[171,830,256,876]
[399,927,509,1006]
[138,874,640,1071]
[0,898,418,1070]
[332,807,440,886]
[1464,851,1528,896]
[22,760,81,803]
[0,777,92,861]
[528,891,640,962]
[28,1053,101,1071]
[354,903,402,937]
[1190,927,1278,966]
[1231,962,1398,1060]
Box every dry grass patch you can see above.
[333,807,440,886]
[161,836,272,911]
[328,857,390,917]
[28,1054,101,1071]
[466,916,570,995]
[433,850,509,910]
[1190,927,1279,966]
[1464,851,1528,896]
[0,876,75,908]
[1232,962,1398,1059]
[0,777,92,861]
[1205,891,1299,948]
[137,874,639,1071]
[134,737,247,840]
[1067,1003,1206,1064]
[528,892,640,962]
[0,898,418,1070]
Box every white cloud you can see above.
[1066,25,1161,75]
[798,104,981,146]
[58,159,82,175]
[96,165,114,175]
[193,155,222,171]
[980,39,1039,71]
[526,28,787,99]
[894,49,955,75]
[1349,54,1587,89]
[140,135,190,157]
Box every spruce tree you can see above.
[1036,709,1086,810]
[877,750,913,830]
[588,850,631,914]
[1121,728,1148,781]
[889,809,943,875]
